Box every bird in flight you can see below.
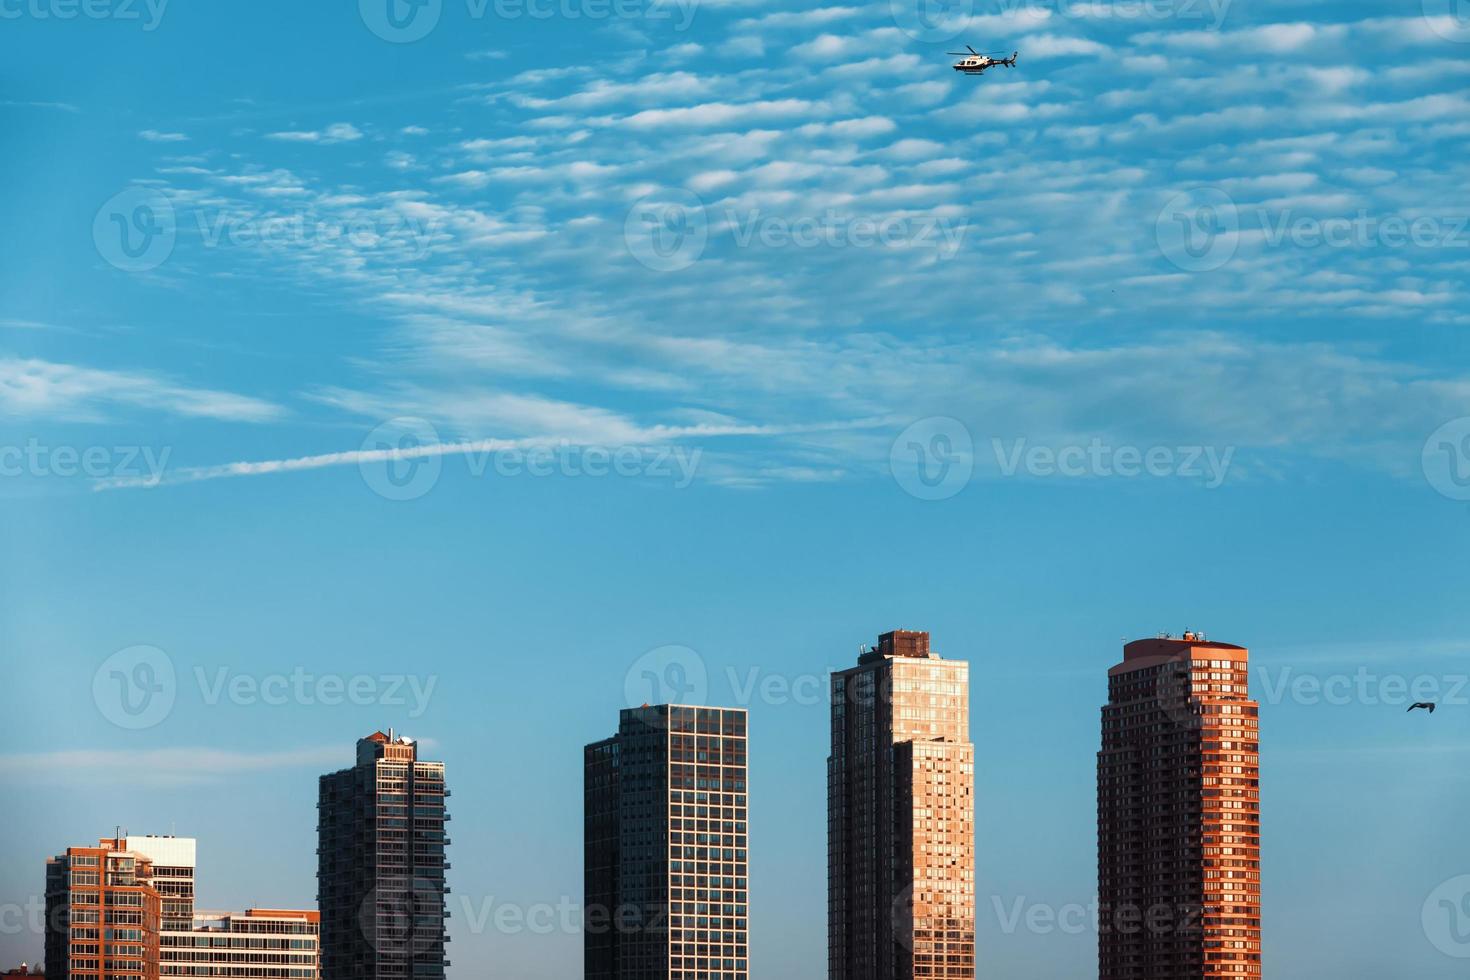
[1407,702,1436,713]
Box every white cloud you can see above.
[513,72,715,111]
[1121,54,1172,73]
[95,404,887,491]
[1341,166,1396,185]
[0,746,348,785]
[790,28,904,61]
[1025,34,1107,58]
[798,116,897,138]
[266,122,364,144]
[719,35,765,58]
[108,8,1470,494]
[1302,66,1369,94]
[0,359,284,423]
[879,138,946,161]
[1310,93,1470,124]
[0,99,79,112]
[620,99,832,130]
[1135,22,1346,52]
[663,42,705,61]
[689,169,741,191]
[1359,14,1470,46]
[734,6,862,31]
[894,80,953,106]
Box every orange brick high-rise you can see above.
[829,630,975,980]
[1097,633,1262,980]
[44,838,163,980]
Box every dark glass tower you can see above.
[584,705,749,980]
[318,731,450,980]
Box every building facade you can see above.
[120,838,195,933]
[1097,633,1262,980]
[317,731,450,980]
[120,836,318,980]
[44,838,163,980]
[46,835,318,980]
[828,630,975,980]
[584,704,749,980]
[159,910,319,980]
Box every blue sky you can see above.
[1,0,1469,976]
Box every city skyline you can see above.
[6,618,1468,979]
[6,0,1469,974]
[26,628,1251,980]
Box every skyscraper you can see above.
[318,731,450,980]
[828,630,975,980]
[1097,632,1262,980]
[584,704,749,980]
[44,837,163,980]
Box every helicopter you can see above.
[949,46,1019,75]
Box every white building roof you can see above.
[124,835,197,868]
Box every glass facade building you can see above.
[584,705,749,980]
[121,838,195,934]
[317,731,450,980]
[159,910,319,980]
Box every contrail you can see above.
[92,417,895,491]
